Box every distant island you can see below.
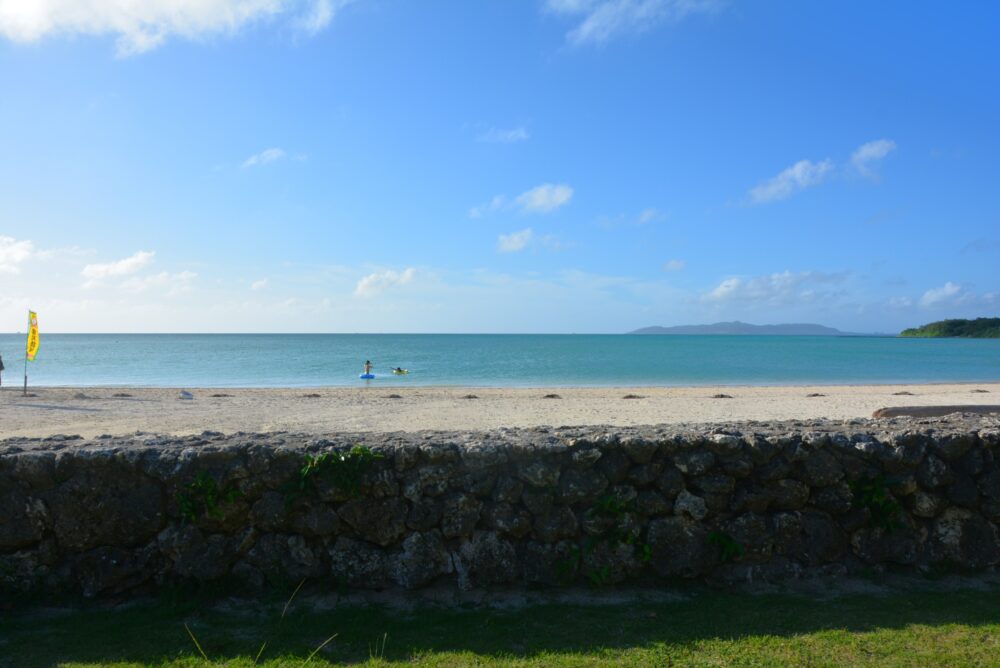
[900,317,1000,338]
[630,321,850,336]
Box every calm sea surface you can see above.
[0,334,998,388]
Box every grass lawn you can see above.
[3,585,1000,667]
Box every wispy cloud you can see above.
[598,208,666,228]
[477,126,529,143]
[545,0,719,46]
[515,183,573,213]
[703,270,846,306]
[354,268,416,297]
[121,270,197,296]
[961,239,1000,255]
[241,148,286,168]
[0,236,34,274]
[887,296,913,309]
[851,139,896,178]
[469,195,508,219]
[251,279,269,291]
[0,0,352,56]
[470,183,573,218]
[81,250,155,283]
[638,208,666,224]
[498,228,534,253]
[662,259,685,272]
[748,159,833,204]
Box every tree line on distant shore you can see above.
[900,317,1000,338]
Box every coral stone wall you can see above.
[2,416,1000,597]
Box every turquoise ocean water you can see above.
[0,334,999,388]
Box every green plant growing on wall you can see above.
[591,493,632,518]
[571,493,655,585]
[707,531,745,563]
[177,471,242,524]
[554,544,582,585]
[0,557,15,579]
[286,444,383,504]
[586,565,612,587]
[849,475,903,532]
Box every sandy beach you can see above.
[0,383,997,439]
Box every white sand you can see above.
[1,383,998,439]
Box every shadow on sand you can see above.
[7,403,104,413]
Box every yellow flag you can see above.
[26,311,39,361]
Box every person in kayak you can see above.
[393,367,406,374]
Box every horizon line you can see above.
[0,331,898,336]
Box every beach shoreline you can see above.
[2,382,999,439]
[8,379,1000,389]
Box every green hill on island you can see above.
[900,317,1000,338]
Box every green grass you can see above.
[3,586,1000,667]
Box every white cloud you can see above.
[251,278,269,290]
[469,183,572,218]
[469,195,507,219]
[0,0,351,56]
[498,229,534,253]
[354,267,416,298]
[749,159,833,204]
[241,148,286,168]
[597,208,666,229]
[545,0,718,46]
[515,183,573,213]
[477,127,529,143]
[703,270,845,305]
[0,236,33,273]
[296,0,353,35]
[705,277,741,301]
[662,259,685,272]
[81,250,155,282]
[120,270,197,296]
[920,281,962,308]
[851,139,896,178]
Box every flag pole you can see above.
[23,309,29,396]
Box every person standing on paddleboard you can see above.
[364,360,373,375]
[0,352,4,388]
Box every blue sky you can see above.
[0,0,998,333]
